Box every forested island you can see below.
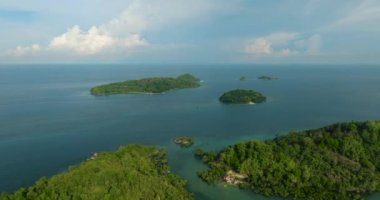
[91,73,200,95]
[0,145,192,200]
[258,76,278,80]
[195,121,380,199]
[219,89,266,104]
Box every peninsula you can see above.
[196,121,380,200]
[91,73,200,95]
[219,89,266,104]
[1,145,193,200]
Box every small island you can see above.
[1,145,193,200]
[258,75,278,80]
[219,89,266,104]
[91,73,200,96]
[239,76,247,81]
[174,137,194,148]
[195,121,380,200]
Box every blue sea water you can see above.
[0,64,380,199]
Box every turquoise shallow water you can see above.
[0,64,380,199]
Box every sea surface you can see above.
[1,64,380,199]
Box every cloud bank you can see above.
[245,32,320,57]
[7,0,225,59]
[323,0,380,32]
[2,0,380,64]
[48,26,147,55]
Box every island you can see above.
[239,76,247,81]
[174,137,194,148]
[258,75,278,80]
[1,145,193,200]
[195,121,380,200]
[219,89,266,104]
[90,73,201,95]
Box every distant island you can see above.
[239,76,247,81]
[258,75,278,80]
[219,89,266,104]
[91,73,200,95]
[174,137,194,148]
[195,121,380,200]
[1,145,193,200]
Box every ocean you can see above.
[0,64,380,199]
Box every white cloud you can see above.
[265,32,299,45]
[245,38,272,55]
[6,0,230,59]
[245,32,320,57]
[336,0,380,25]
[49,26,113,55]
[294,34,321,55]
[278,48,299,57]
[11,44,41,56]
[306,34,321,55]
[323,0,380,32]
[102,0,225,36]
[245,32,299,57]
[48,25,147,55]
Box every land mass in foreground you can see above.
[0,145,192,200]
[219,89,266,104]
[2,121,380,200]
[196,121,380,200]
[91,73,200,95]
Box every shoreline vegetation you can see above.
[219,89,266,104]
[195,121,380,200]
[2,121,380,200]
[0,145,193,200]
[90,73,201,96]
[174,137,194,148]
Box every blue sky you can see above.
[0,0,380,64]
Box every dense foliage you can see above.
[91,73,200,95]
[196,121,380,199]
[219,89,266,104]
[1,145,193,200]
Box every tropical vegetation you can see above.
[1,145,193,200]
[91,73,200,95]
[219,89,266,104]
[196,121,380,200]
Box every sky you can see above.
[0,0,380,64]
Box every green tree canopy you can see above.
[91,73,200,95]
[1,145,193,200]
[197,121,380,200]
